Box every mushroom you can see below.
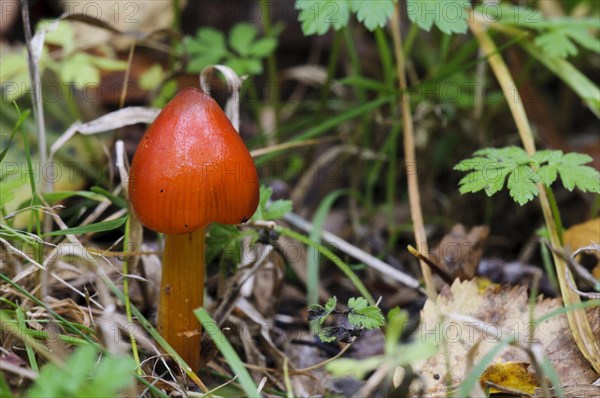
[129,87,259,370]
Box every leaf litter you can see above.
[412,279,600,396]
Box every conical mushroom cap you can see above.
[129,87,259,234]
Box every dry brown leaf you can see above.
[412,279,600,396]
[431,224,489,279]
[533,384,600,397]
[480,361,538,395]
[58,0,184,50]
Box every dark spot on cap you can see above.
[160,189,164,193]
[185,224,189,228]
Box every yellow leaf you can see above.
[564,217,600,256]
[480,361,538,395]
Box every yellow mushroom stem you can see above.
[157,226,206,371]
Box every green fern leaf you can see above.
[407,0,471,35]
[349,0,394,31]
[296,0,351,35]
[456,147,599,206]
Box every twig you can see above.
[483,380,533,397]
[390,2,436,299]
[407,245,454,285]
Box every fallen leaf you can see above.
[480,361,538,395]
[533,384,600,397]
[564,218,600,255]
[564,218,600,277]
[431,224,489,279]
[411,279,600,396]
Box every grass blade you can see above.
[43,216,127,236]
[276,225,375,305]
[307,189,348,305]
[194,308,259,397]
[0,107,30,162]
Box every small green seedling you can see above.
[185,22,280,76]
[308,296,384,343]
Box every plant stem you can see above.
[259,0,280,130]
[390,2,436,298]
[158,227,206,371]
[319,29,343,114]
[122,217,142,375]
[545,186,564,243]
[469,10,600,374]
[20,0,48,195]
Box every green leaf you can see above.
[347,297,384,329]
[565,26,600,54]
[205,223,249,265]
[456,147,599,202]
[324,296,337,315]
[27,345,135,398]
[0,50,33,101]
[0,372,15,398]
[319,327,342,343]
[250,37,278,57]
[484,4,543,28]
[230,23,258,56]
[296,0,351,35]
[407,0,471,34]
[533,149,563,164]
[385,307,408,355]
[44,216,127,236]
[556,153,600,192]
[308,296,337,333]
[349,0,394,31]
[348,305,384,330]
[455,146,544,205]
[538,164,558,187]
[42,20,75,53]
[251,185,270,221]
[188,28,227,55]
[535,30,578,58]
[186,28,227,72]
[475,146,529,163]
[88,55,128,71]
[534,151,600,193]
[82,354,136,397]
[507,163,539,205]
[139,64,165,90]
[251,186,293,221]
[0,108,30,163]
[194,309,258,397]
[59,53,100,86]
[264,198,293,220]
[347,296,368,311]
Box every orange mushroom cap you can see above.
[129,87,259,234]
